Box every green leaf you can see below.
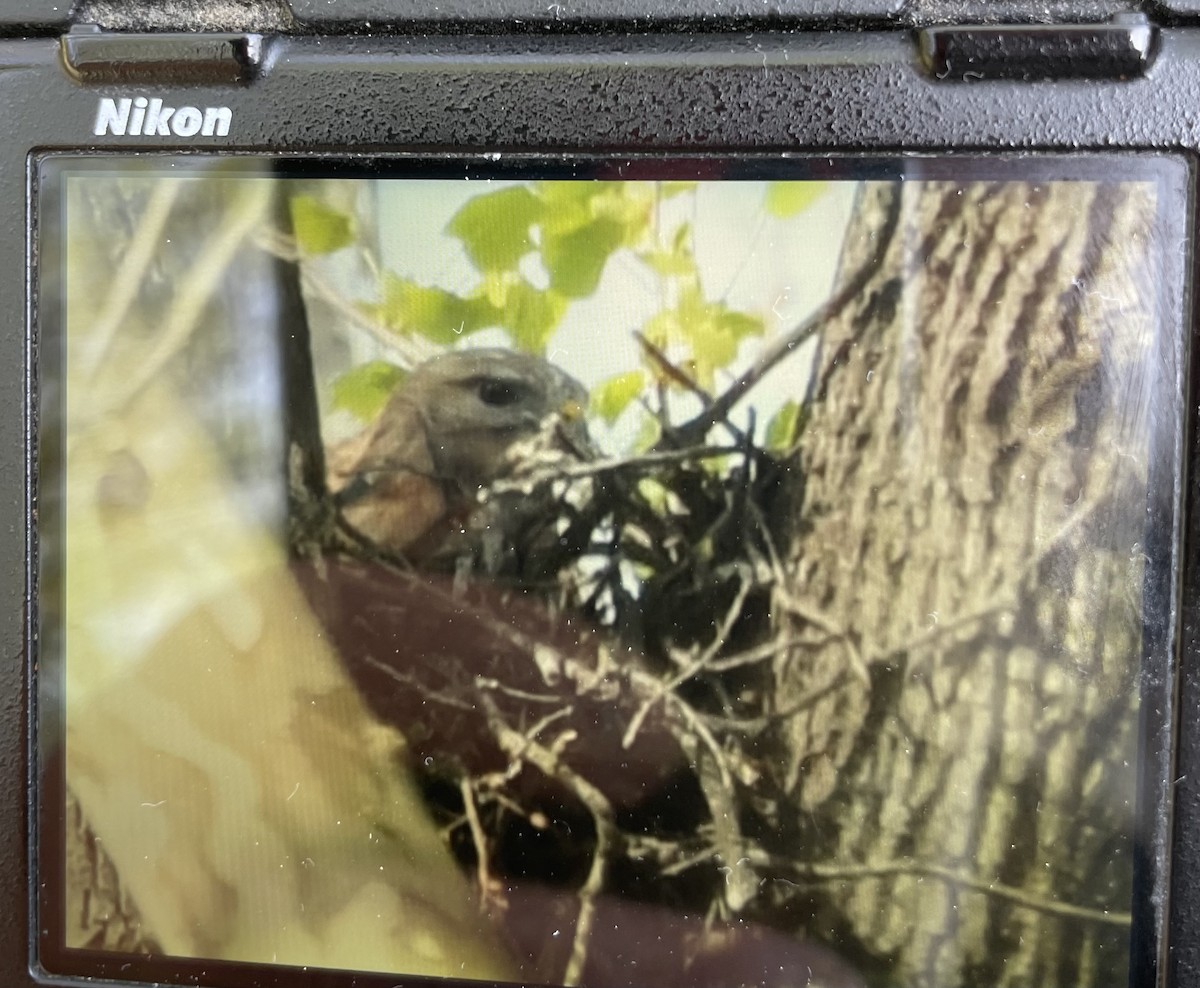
[631,413,662,453]
[331,361,407,422]
[447,186,544,272]
[718,309,766,342]
[660,181,698,198]
[764,182,829,219]
[638,222,696,277]
[291,195,354,255]
[542,215,626,298]
[592,184,653,246]
[640,310,678,352]
[765,400,807,452]
[500,281,568,354]
[590,370,646,423]
[639,249,694,277]
[538,182,652,247]
[687,321,739,383]
[378,274,499,344]
[536,182,601,236]
[661,287,766,387]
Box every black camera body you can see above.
[5,3,1200,988]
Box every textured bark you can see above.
[64,792,158,953]
[772,181,1163,986]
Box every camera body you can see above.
[4,3,1200,988]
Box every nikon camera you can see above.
[3,2,1199,988]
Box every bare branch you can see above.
[675,187,904,444]
[82,179,183,380]
[478,695,618,988]
[757,855,1132,929]
[489,445,743,495]
[635,330,714,407]
[621,568,753,750]
[460,779,498,908]
[89,181,274,421]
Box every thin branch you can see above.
[100,181,275,416]
[664,692,732,789]
[460,779,496,907]
[675,187,904,444]
[705,635,802,673]
[521,705,577,745]
[621,568,753,750]
[479,695,617,988]
[357,653,478,712]
[489,445,743,495]
[300,263,436,367]
[776,588,870,685]
[473,677,568,705]
[635,330,713,407]
[253,227,437,369]
[82,179,184,380]
[759,855,1132,929]
[696,746,754,911]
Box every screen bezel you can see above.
[28,149,1194,988]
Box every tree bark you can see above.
[773,179,1163,986]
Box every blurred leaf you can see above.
[636,476,669,513]
[719,310,765,341]
[331,361,407,422]
[652,287,765,388]
[481,270,511,308]
[638,222,696,277]
[291,195,354,254]
[593,184,654,246]
[591,370,647,423]
[378,274,498,344]
[687,313,762,384]
[541,179,651,235]
[632,413,662,453]
[447,186,544,272]
[501,281,568,354]
[537,182,601,236]
[543,215,626,298]
[640,250,695,277]
[640,310,678,352]
[660,181,699,198]
[636,476,689,516]
[765,399,807,452]
[764,182,829,219]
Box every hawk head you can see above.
[327,348,593,560]
[406,348,591,492]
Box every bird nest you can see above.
[290,386,825,987]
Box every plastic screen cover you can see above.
[33,155,1191,988]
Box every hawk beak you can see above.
[555,398,597,460]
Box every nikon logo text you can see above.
[93,97,233,138]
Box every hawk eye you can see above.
[477,379,521,407]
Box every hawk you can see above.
[326,347,594,574]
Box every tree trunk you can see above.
[773,180,1163,986]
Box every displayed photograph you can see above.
[38,158,1184,988]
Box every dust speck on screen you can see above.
[34,157,1185,988]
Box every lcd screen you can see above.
[34,156,1190,988]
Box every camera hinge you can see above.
[918,14,1159,81]
[60,25,265,85]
